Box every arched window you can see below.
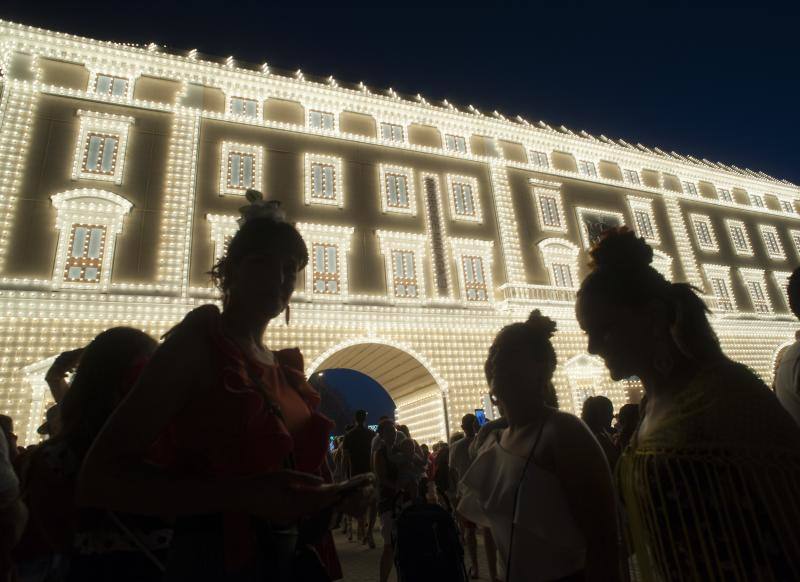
[537,238,580,289]
[51,189,132,290]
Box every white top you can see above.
[458,437,585,581]
[775,340,800,428]
[449,434,474,483]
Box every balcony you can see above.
[499,283,578,304]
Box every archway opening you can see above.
[308,341,448,445]
[311,368,395,435]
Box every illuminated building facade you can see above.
[1,20,798,444]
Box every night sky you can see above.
[2,0,797,184]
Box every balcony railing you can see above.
[500,284,578,304]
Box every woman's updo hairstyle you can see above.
[485,309,558,391]
[579,227,722,362]
[210,191,308,305]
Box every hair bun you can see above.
[589,226,653,272]
[524,309,557,340]
[238,190,287,226]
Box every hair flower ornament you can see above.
[238,189,286,226]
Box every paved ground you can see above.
[333,527,495,582]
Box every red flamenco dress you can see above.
[152,305,341,581]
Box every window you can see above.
[461,256,488,301]
[689,214,718,252]
[446,175,482,222]
[379,165,416,215]
[702,265,736,312]
[531,178,567,233]
[538,238,580,290]
[229,152,255,189]
[551,263,573,288]
[726,219,753,256]
[297,223,354,298]
[94,74,128,98]
[739,269,771,314]
[627,196,659,244]
[444,134,467,154]
[309,110,335,130]
[778,198,796,214]
[541,195,561,227]
[304,154,344,207]
[51,189,132,291]
[717,188,733,203]
[749,193,765,208]
[577,160,597,177]
[380,122,404,142]
[451,238,494,304]
[83,134,119,176]
[711,277,735,311]
[635,210,655,240]
[312,244,340,294]
[576,207,625,249]
[64,225,106,283]
[758,225,786,260]
[230,97,258,117]
[530,150,550,168]
[220,142,263,196]
[623,169,640,185]
[377,231,427,302]
[387,175,409,208]
[72,110,134,185]
[391,251,418,298]
[682,181,698,196]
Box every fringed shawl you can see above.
[618,360,800,581]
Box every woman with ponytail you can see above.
[458,311,620,582]
[576,227,800,581]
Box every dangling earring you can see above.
[652,340,674,377]
[285,304,291,326]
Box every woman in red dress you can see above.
[79,193,369,581]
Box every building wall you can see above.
[0,21,798,443]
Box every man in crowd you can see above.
[342,410,376,547]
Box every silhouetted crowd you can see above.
[1,191,799,582]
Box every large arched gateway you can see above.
[308,339,449,444]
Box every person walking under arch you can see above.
[459,310,620,582]
[577,227,800,580]
[342,410,376,547]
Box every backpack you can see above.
[393,501,468,582]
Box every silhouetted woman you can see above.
[576,227,800,581]
[459,310,620,582]
[16,327,162,582]
[79,193,368,581]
